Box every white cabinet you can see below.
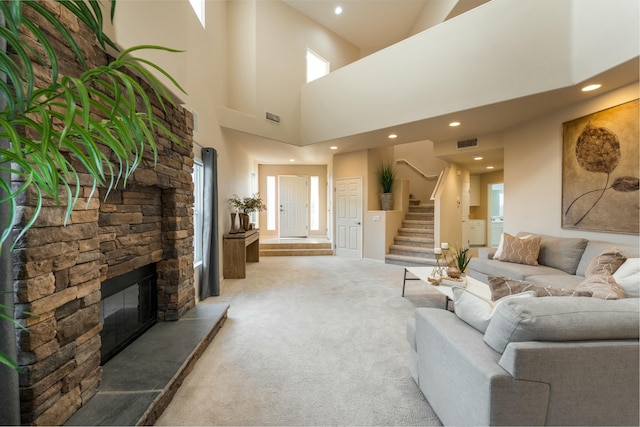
[470,175,481,206]
[468,219,486,246]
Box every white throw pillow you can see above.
[452,287,536,333]
[493,233,505,259]
[613,258,640,298]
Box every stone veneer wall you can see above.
[10,4,195,425]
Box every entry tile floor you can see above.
[65,302,228,426]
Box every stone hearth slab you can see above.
[65,302,229,426]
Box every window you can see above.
[310,176,319,230]
[192,160,203,266]
[306,49,329,83]
[189,0,205,28]
[267,176,276,230]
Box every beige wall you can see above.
[257,164,328,238]
[105,1,257,291]
[394,140,448,204]
[222,0,361,145]
[505,82,639,248]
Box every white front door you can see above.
[335,178,362,258]
[279,176,308,238]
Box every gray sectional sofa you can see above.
[468,232,638,288]
[407,233,640,425]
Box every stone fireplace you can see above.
[10,6,196,425]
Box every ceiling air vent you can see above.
[457,138,477,149]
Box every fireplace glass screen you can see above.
[100,264,157,364]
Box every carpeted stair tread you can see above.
[385,254,439,267]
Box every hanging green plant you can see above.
[0,0,186,371]
[0,0,186,251]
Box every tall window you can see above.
[267,176,276,230]
[189,0,205,28]
[310,176,319,230]
[192,160,203,266]
[306,49,329,83]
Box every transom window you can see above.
[306,49,329,83]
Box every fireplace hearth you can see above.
[100,264,158,364]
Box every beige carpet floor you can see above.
[156,256,445,426]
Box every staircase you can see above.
[385,199,438,267]
[260,241,333,257]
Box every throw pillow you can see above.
[488,275,593,301]
[613,258,640,298]
[493,233,532,260]
[497,233,541,266]
[585,248,627,276]
[576,273,627,300]
[452,287,536,333]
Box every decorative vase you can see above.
[229,212,238,234]
[239,213,250,232]
[447,266,462,279]
[380,193,394,210]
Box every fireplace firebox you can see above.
[100,264,158,364]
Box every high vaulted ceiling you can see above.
[282,0,489,52]
[235,1,637,175]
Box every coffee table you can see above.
[402,266,491,309]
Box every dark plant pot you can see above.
[229,213,238,234]
[380,193,394,210]
[239,213,250,232]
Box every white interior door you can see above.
[335,178,362,258]
[279,176,308,237]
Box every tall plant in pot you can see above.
[377,162,396,210]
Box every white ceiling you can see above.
[232,1,638,175]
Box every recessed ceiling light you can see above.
[486,166,494,170]
[330,146,338,150]
[449,121,461,127]
[334,6,342,15]
[474,156,483,161]
[582,84,601,92]
[289,159,295,162]
[388,134,398,139]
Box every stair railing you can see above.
[431,170,445,201]
[396,159,439,180]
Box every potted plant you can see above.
[448,246,472,278]
[228,193,266,231]
[377,162,396,210]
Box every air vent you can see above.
[457,138,477,149]
[266,111,280,123]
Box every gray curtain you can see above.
[200,148,220,298]
[0,9,20,423]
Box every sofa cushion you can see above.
[534,235,588,274]
[488,276,592,300]
[498,233,541,265]
[452,287,535,333]
[576,273,627,300]
[469,258,565,281]
[484,297,640,354]
[613,258,640,298]
[585,248,626,276]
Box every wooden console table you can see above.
[223,229,259,279]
